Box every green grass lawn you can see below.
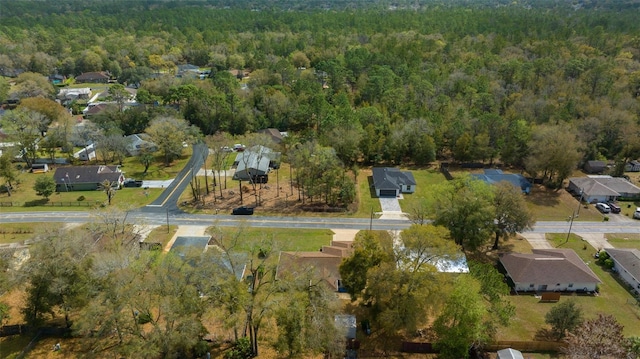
[209,227,334,252]
[605,233,640,249]
[119,147,192,180]
[353,168,382,218]
[398,167,447,212]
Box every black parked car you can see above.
[123,179,143,187]
[232,206,254,215]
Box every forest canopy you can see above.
[1,0,640,184]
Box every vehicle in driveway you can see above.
[634,208,640,219]
[232,206,254,215]
[123,179,143,187]
[595,202,611,214]
[607,202,621,213]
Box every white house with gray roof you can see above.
[372,167,416,197]
[605,248,640,293]
[568,175,640,203]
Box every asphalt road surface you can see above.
[2,211,640,233]
[141,142,208,214]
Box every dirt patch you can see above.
[184,181,355,215]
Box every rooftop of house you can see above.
[605,248,640,282]
[53,165,122,184]
[570,175,640,196]
[500,249,601,284]
[372,167,416,189]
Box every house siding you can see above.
[611,258,640,291]
[513,281,597,293]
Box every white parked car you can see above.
[633,208,640,219]
[595,202,611,214]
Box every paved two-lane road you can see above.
[2,211,640,234]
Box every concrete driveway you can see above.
[378,197,407,220]
[520,232,554,249]
[574,232,613,250]
[142,180,174,188]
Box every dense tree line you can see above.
[2,1,639,187]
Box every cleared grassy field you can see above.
[499,233,640,341]
[209,227,334,252]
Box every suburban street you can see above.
[2,210,640,234]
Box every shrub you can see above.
[77,195,85,202]
[224,337,252,359]
[604,258,614,269]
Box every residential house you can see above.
[124,133,157,156]
[75,71,110,83]
[73,143,96,161]
[83,103,114,118]
[583,160,607,174]
[371,167,416,197]
[257,128,285,144]
[53,165,124,191]
[471,169,532,194]
[58,88,91,104]
[604,248,640,293]
[276,241,354,292]
[496,348,524,359]
[626,160,640,172]
[170,236,247,280]
[233,145,281,183]
[49,74,66,86]
[568,175,640,203]
[500,249,601,293]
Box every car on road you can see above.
[232,206,254,215]
[634,208,640,219]
[595,202,611,214]
[607,202,621,214]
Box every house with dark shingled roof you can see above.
[372,167,416,198]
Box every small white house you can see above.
[73,143,96,161]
